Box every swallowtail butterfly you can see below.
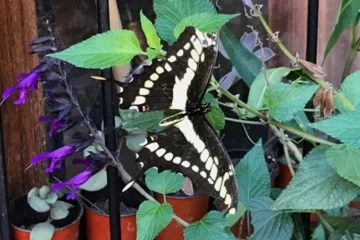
[95,27,239,214]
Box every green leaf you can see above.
[272,145,359,210]
[248,196,294,240]
[247,67,294,118]
[235,140,271,207]
[227,202,247,227]
[184,211,235,240]
[146,47,161,60]
[323,0,360,61]
[145,168,184,195]
[30,222,55,240]
[219,27,262,87]
[154,0,216,43]
[122,110,165,133]
[126,133,147,152]
[136,201,173,240]
[204,93,225,134]
[309,109,360,148]
[336,70,360,112]
[174,13,239,39]
[140,10,161,50]
[326,144,360,187]
[311,225,325,240]
[48,30,142,69]
[264,83,319,122]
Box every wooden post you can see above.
[0,0,47,199]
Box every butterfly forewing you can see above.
[136,116,239,214]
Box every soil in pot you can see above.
[10,194,83,240]
[154,189,210,240]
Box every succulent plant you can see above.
[27,185,74,240]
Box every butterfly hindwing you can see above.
[136,115,238,213]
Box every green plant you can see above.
[43,0,360,239]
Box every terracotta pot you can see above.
[84,204,136,240]
[349,201,360,209]
[275,163,297,189]
[10,194,83,240]
[231,211,253,238]
[154,193,210,240]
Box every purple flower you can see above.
[38,116,66,137]
[52,170,92,199]
[2,70,40,105]
[28,145,75,173]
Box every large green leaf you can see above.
[323,0,360,61]
[122,110,165,133]
[173,13,239,39]
[204,93,225,134]
[272,145,359,210]
[309,109,360,148]
[140,10,161,50]
[154,0,215,43]
[264,83,319,122]
[136,201,173,240]
[48,30,142,69]
[336,70,360,112]
[311,225,325,240]
[219,26,262,87]
[235,140,271,206]
[145,168,184,195]
[326,144,360,187]
[184,211,235,240]
[247,67,294,118]
[248,196,294,240]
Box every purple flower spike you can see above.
[2,70,40,105]
[52,171,93,199]
[38,116,66,137]
[28,145,74,173]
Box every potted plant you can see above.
[10,185,83,240]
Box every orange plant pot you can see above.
[230,212,253,238]
[275,163,297,189]
[349,201,360,209]
[154,193,210,240]
[84,204,136,240]
[10,194,83,240]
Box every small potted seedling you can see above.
[10,185,83,240]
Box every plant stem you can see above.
[214,79,336,146]
[225,117,266,126]
[316,211,334,233]
[342,35,360,80]
[61,71,189,227]
[280,129,295,175]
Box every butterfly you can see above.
[94,27,239,215]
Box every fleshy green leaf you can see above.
[140,10,161,50]
[28,196,51,213]
[247,67,294,118]
[173,13,239,39]
[336,70,360,112]
[136,201,173,240]
[145,168,184,195]
[248,196,294,240]
[80,168,107,191]
[323,0,360,61]
[50,201,73,220]
[272,145,359,210]
[184,211,235,240]
[311,224,325,240]
[39,186,50,199]
[122,110,165,133]
[219,26,262,87]
[326,144,360,187]
[235,140,271,207]
[126,133,148,152]
[309,109,360,148]
[154,0,216,43]
[204,93,225,134]
[30,222,55,240]
[264,83,319,122]
[48,30,143,69]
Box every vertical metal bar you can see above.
[97,0,122,239]
[303,0,320,238]
[0,109,12,240]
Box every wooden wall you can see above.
[0,0,47,199]
[0,0,358,198]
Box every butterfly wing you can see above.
[101,27,218,112]
[136,115,239,214]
